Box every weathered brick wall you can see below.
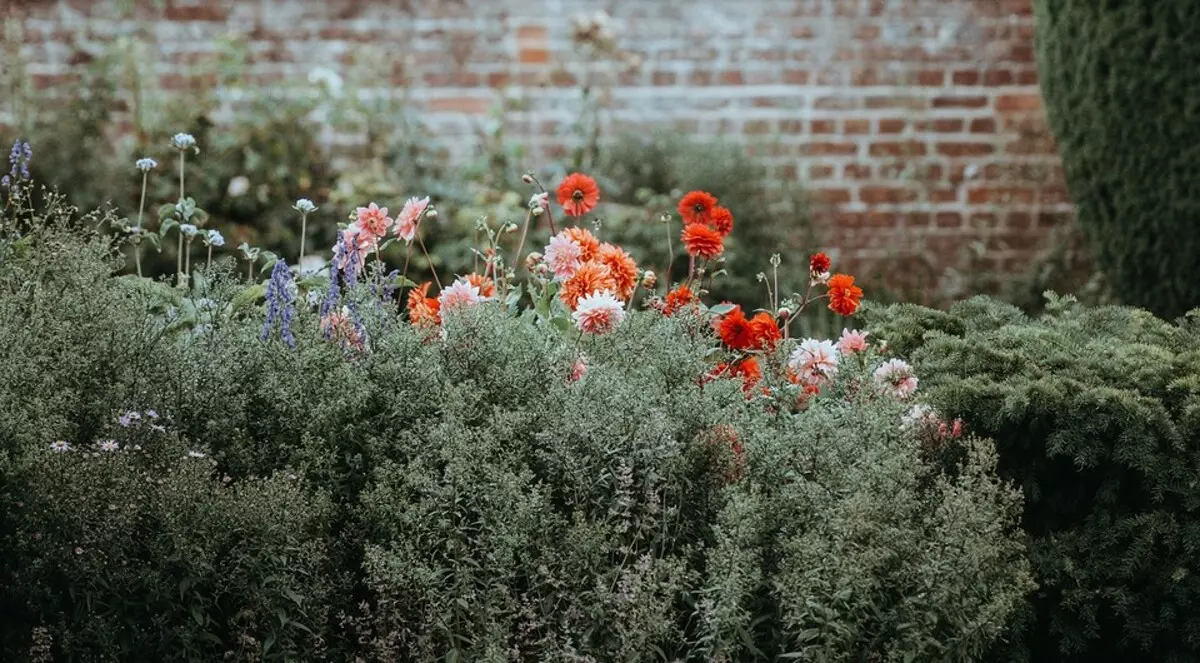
[4,0,1068,290]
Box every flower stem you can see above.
[664,215,675,283]
[512,208,533,272]
[178,152,185,201]
[298,212,308,265]
[206,245,212,272]
[134,243,142,278]
[184,238,191,276]
[417,233,441,290]
[136,172,147,229]
[176,233,183,286]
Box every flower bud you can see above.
[425,208,439,220]
[532,206,545,217]
[641,270,656,289]
[525,251,544,270]
[522,174,534,184]
[777,307,791,319]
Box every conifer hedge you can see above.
[1034,0,1200,319]
[866,295,1200,661]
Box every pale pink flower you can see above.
[837,328,870,354]
[572,290,625,335]
[49,440,71,453]
[337,229,373,270]
[788,338,839,385]
[355,202,393,238]
[529,192,549,210]
[438,278,483,311]
[568,355,589,383]
[874,358,918,399]
[544,233,583,281]
[97,439,120,452]
[321,306,365,350]
[394,196,429,242]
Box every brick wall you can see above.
[4,0,1069,292]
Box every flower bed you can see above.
[0,136,1032,660]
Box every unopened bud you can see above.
[504,223,519,234]
[425,208,439,220]
[522,174,534,184]
[641,270,656,289]
[777,307,791,320]
[532,206,545,217]
[535,263,550,276]
[524,251,544,271]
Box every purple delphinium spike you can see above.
[3,139,32,193]
[261,259,297,348]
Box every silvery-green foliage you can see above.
[0,219,1030,661]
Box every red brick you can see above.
[914,70,944,86]
[519,48,551,64]
[996,94,1042,112]
[933,96,988,109]
[970,118,997,133]
[878,118,907,134]
[784,69,810,84]
[516,25,549,42]
[809,165,836,180]
[860,186,919,204]
[867,212,899,228]
[802,142,858,156]
[929,188,959,203]
[917,118,964,133]
[952,70,980,85]
[815,188,853,204]
[844,164,872,179]
[429,96,491,114]
[811,119,837,134]
[936,212,963,228]
[837,212,866,228]
[869,141,927,157]
[982,69,1015,86]
[967,187,1037,205]
[844,118,871,134]
[937,142,995,157]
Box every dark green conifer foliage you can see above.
[1034,0,1200,318]
[866,295,1200,661]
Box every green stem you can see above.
[664,216,675,284]
[417,233,441,290]
[136,172,147,229]
[206,245,212,272]
[184,238,191,276]
[298,212,308,266]
[134,243,142,278]
[512,208,533,274]
[178,152,186,201]
[176,233,183,286]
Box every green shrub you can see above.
[865,294,1200,661]
[1034,0,1200,318]
[0,215,1030,660]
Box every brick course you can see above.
[3,0,1069,290]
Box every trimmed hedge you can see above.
[866,295,1200,661]
[1034,0,1200,318]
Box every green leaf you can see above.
[231,284,266,312]
[157,203,177,222]
[159,218,178,237]
[708,303,737,316]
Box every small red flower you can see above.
[662,284,698,315]
[681,224,724,260]
[711,206,734,236]
[748,312,781,350]
[730,357,762,390]
[557,173,600,217]
[715,306,756,350]
[809,252,831,275]
[678,190,718,226]
[827,273,864,316]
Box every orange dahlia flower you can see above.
[406,282,441,327]
[595,242,638,300]
[562,226,601,261]
[748,311,781,350]
[678,190,718,226]
[681,224,724,260]
[662,284,698,315]
[716,306,756,350]
[827,273,864,316]
[711,206,734,236]
[465,273,496,298]
[557,173,600,217]
[559,260,617,311]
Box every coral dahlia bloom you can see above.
[711,358,762,392]
[394,196,429,242]
[544,233,584,281]
[809,252,832,276]
[711,206,734,236]
[557,172,600,217]
[562,226,601,261]
[572,290,625,334]
[787,338,839,385]
[836,328,869,354]
[715,306,756,351]
[465,273,496,298]
[681,224,724,260]
[560,260,617,311]
[874,358,918,399]
[748,312,782,350]
[406,282,441,327]
[596,242,638,300]
[438,278,483,311]
[355,202,393,238]
[827,274,864,316]
[662,284,698,316]
[678,190,718,226]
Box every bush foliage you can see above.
[1034,0,1200,318]
[0,211,1031,661]
[866,294,1200,661]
